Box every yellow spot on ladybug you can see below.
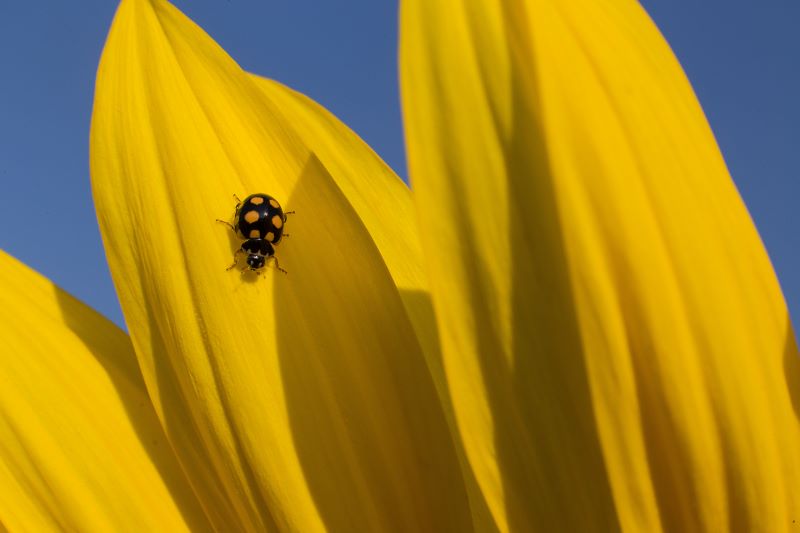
[249,229,261,238]
[266,232,275,242]
[250,196,265,205]
[269,198,280,209]
[272,215,283,229]
[244,210,259,223]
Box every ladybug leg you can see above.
[268,255,288,275]
[282,210,295,223]
[226,249,243,271]
[216,219,236,231]
[232,193,242,209]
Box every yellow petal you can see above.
[247,76,445,379]
[250,76,496,529]
[401,0,800,531]
[91,1,471,530]
[0,251,208,531]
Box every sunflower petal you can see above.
[91,1,471,530]
[250,76,495,529]
[247,77,443,383]
[0,251,208,531]
[401,0,800,530]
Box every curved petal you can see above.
[0,251,208,531]
[401,0,800,531]
[248,77,436,349]
[90,0,471,530]
[250,76,495,529]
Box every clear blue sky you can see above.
[1,1,798,330]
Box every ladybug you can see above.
[216,193,292,274]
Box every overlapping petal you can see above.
[0,251,208,531]
[90,0,471,530]
[251,76,495,529]
[401,0,800,531]
[248,77,450,385]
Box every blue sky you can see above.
[0,1,797,330]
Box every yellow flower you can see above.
[2,0,798,531]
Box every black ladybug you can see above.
[217,193,292,274]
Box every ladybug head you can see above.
[246,253,266,270]
[241,238,275,271]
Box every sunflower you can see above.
[1,0,798,531]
